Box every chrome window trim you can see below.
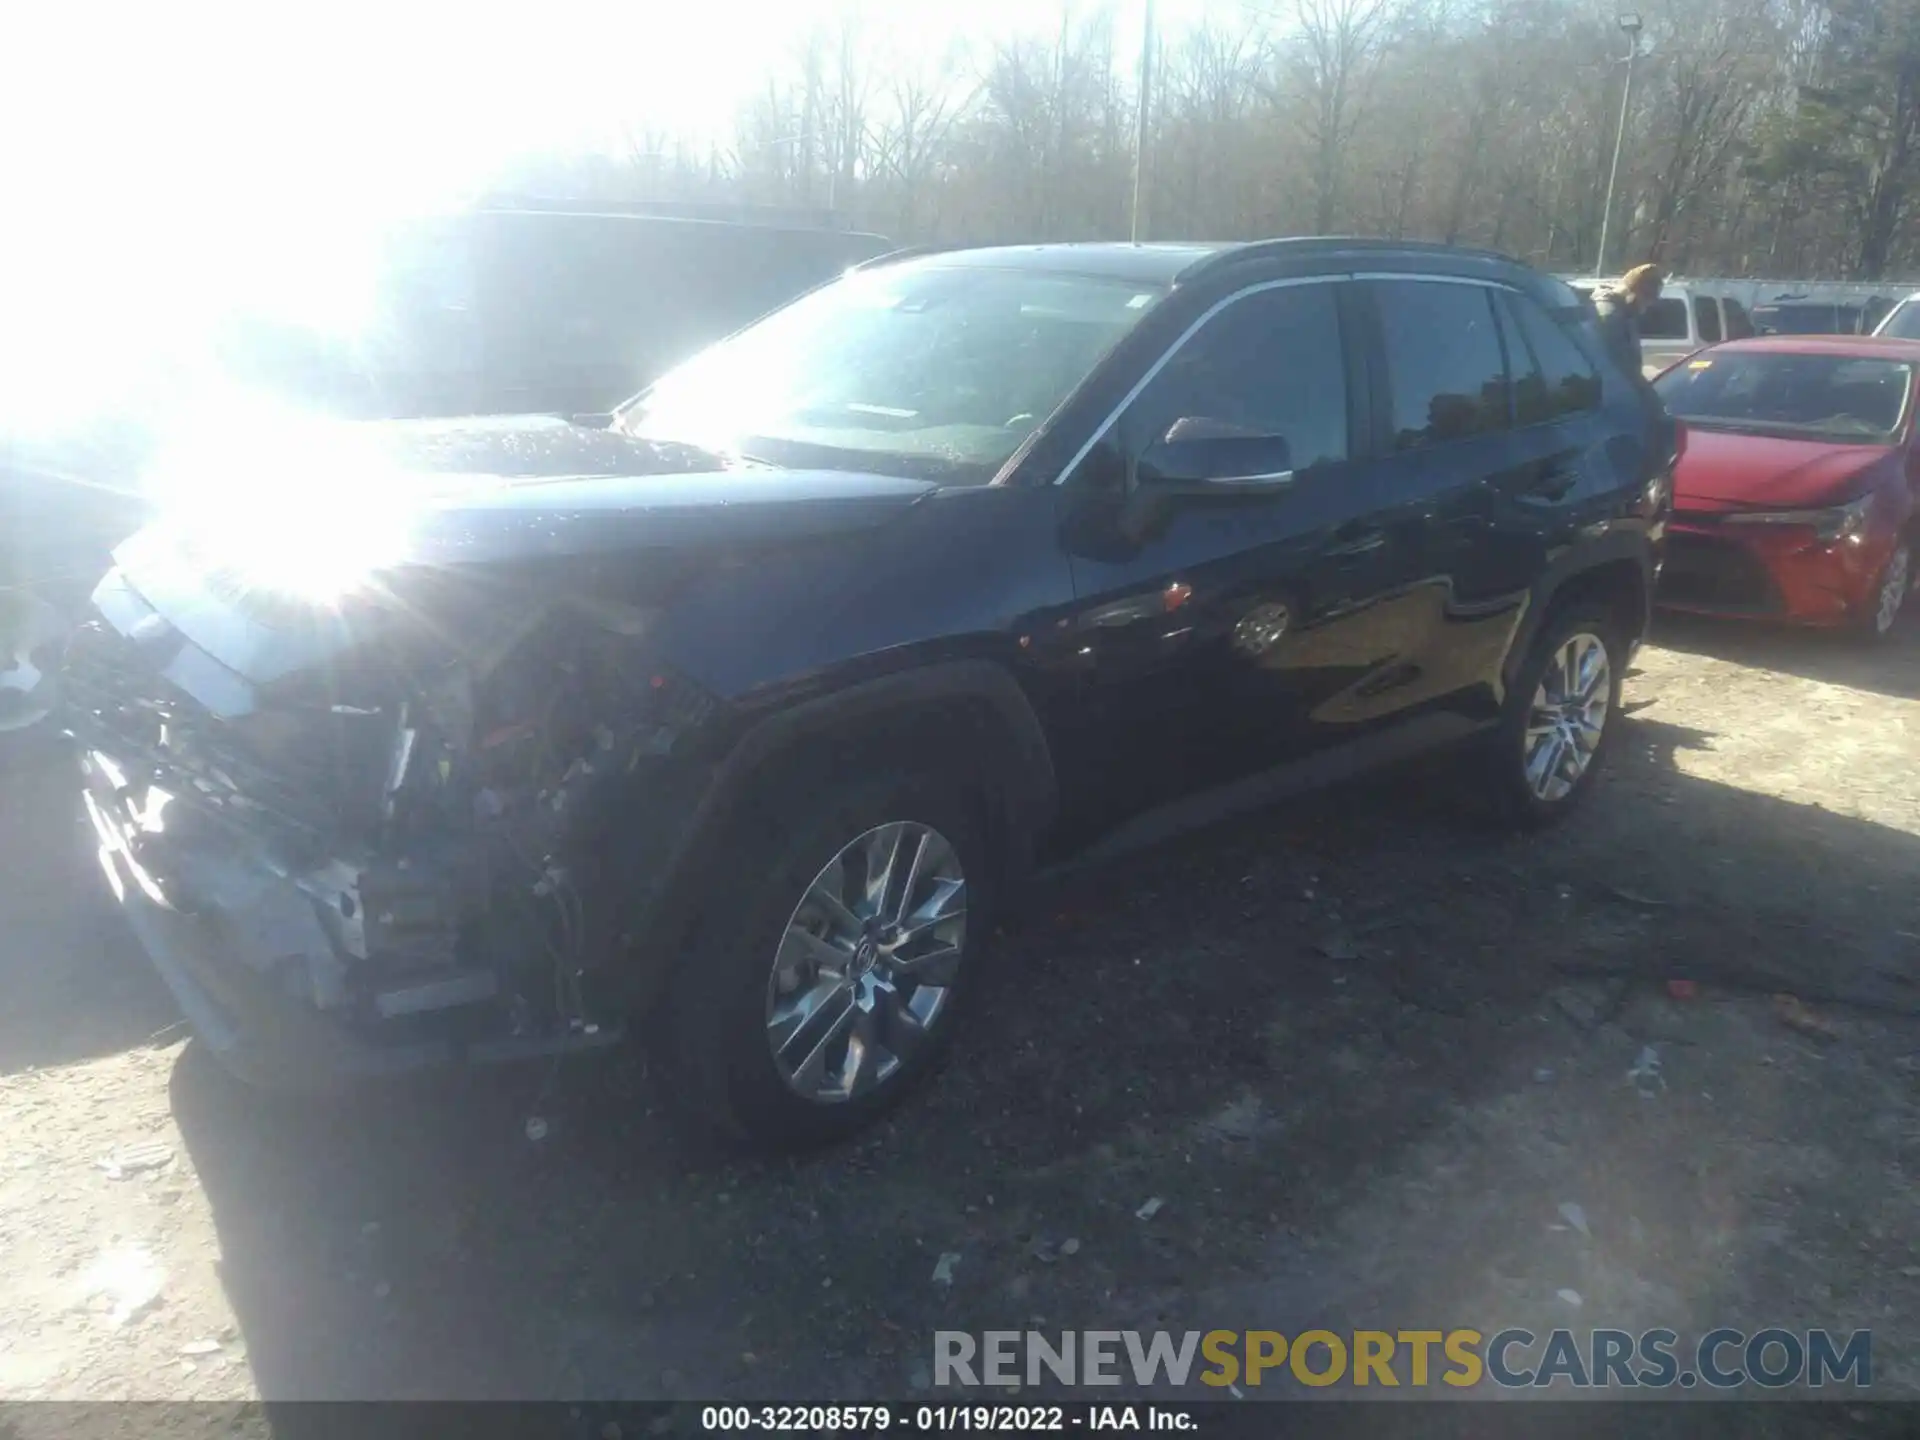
[1348,271,1517,291]
[1052,274,1346,486]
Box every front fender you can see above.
[602,658,1058,1013]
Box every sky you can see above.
[0,0,1218,431]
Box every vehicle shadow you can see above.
[1650,607,1920,701]
[164,701,1920,1403]
[0,741,180,1077]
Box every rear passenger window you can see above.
[1374,281,1508,450]
[1724,299,1755,339]
[1694,298,1723,343]
[1503,292,1602,420]
[1493,296,1540,425]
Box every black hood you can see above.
[343,415,938,566]
[99,415,939,696]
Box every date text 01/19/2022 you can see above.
[699,1405,1196,1431]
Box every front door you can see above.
[1050,277,1409,838]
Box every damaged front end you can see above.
[66,551,718,1091]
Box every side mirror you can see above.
[1142,418,1294,490]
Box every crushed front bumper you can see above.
[80,749,624,1091]
[80,749,457,1091]
[1659,516,1890,625]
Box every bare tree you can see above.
[507,0,1920,281]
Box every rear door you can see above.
[1478,286,1618,601]
[1337,276,1543,718]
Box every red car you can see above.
[1653,336,1920,639]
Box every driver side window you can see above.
[1117,282,1349,470]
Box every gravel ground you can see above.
[3,614,1919,1414]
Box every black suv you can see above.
[67,239,1670,1146]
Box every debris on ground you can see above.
[1557,1202,1591,1238]
[1557,1289,1584,1307]
[524,1117,550,1142]
[179,1340,222,1357]
[1627,1045,1665,1096]
[97,1141,173,1180]
[1059,1237,1081,1257]
[931,1252,961,1286]
[1773,994,1840,1043]
[79,1244,166,1328]
[1135,1197,1165,1221]
[1604,884,1669,909]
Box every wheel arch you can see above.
[1501,539,1654,698]
[613,658,1058,1012]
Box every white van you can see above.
[1567,278,1754,377]
[1873,292,1920,340]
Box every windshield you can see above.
[615,262,1164,482]
[1878,300,1920,340]
[1654,351,1913,442]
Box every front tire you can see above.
[658,762,992,1150]
[1485,608,1624,828]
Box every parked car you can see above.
[2,206,894,739]
[67,239,1671,1146]
[1874,293,1920,340]
[1569,278,1753,377]
[1653,336,1919,638]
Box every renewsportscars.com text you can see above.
[933,1328,1872,1391]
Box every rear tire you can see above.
[1483,607,1625,829]
[656,759,993,1151]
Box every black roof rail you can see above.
[1180,235,1525,282]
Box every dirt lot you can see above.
[3,615,1919,1415]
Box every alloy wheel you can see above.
[765,821,968,1103]
[1523,632,1611,803]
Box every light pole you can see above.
[1131,0,1156,243]
[1595,12,1643,278]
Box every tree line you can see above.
[459,0,1918,281]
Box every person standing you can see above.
[1591,263,1664,380]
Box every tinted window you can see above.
[1375,281,1508,450]
[1653,352,1913,441]
[1641,298,1690,340]
[1724,299,1755,339]
[1121,283,1348,469]
[1504,292,1603,420]
[1694,297,1723,343]
[1493,294,1540,425]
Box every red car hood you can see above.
[1673,426,1898,512]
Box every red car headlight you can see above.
[1722,492,1875,545]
